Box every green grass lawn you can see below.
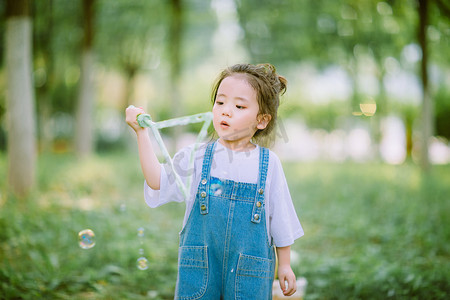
[0,152,449,299]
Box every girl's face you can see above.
[212,74,270,151]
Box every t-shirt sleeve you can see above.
[269,153,304,247]
[144,146,194,208]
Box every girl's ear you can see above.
[256,114,272,130]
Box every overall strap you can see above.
[251,146,269,223]
[198,141,216,215]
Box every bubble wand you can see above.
[129,105,213,200]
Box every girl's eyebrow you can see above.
[235,96,249,102]
[217,93,249,102]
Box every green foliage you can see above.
[0,153,449,299]
[96,0,167,71]
[0,153,183,299]
[2,0,448,154]
[234,0,449,136]
[235,0,418,68]
[286,162,450,300]
[182,0,217,70]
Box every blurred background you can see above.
[1,0,449,299]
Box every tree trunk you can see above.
[405,115,413,159]
[33,0,55,153]
[75,49,95,156]
[418,0,432,171]
[122,67,137,113]
[75,0,96,157]
[373,66,387,161]
[5,0,36,197]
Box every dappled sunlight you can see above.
[274,115,450,165]
[352,102,377,117]
[274,119,374,162]
[429,137,450,165]
[380,116,406,164]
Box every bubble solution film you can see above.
[137,257,149,270]
[78,229,96,249]
[136,227,149,270]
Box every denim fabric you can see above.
[175,142,275,300]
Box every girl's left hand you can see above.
[278,265,297,296]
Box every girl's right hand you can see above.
[126,106,147,133]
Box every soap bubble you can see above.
[210,183,223,196]
[139,248,145,255]
[137,257,149,270]
[137,227,145,238]
[78,229,95,249]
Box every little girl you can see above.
[126,63,303,299]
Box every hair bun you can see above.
[257,63,287,96]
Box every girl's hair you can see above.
[211,63,287,147]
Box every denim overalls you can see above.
[175,142,275,300]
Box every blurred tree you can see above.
[75,0,96,157]
[33,0,55,152]
[235,0,410,153]
[435,87,450,140]
[418,0,431,171]
[95,0,217,147]
[182,0,216,69]
[351,1,416,160]
[32,0,82,152]
[168,0,184,147]
[96,0,167,112]
[431,0,450,140]
[0,3,5,151]
[417,0,450,170]
[236,0,449,166]
[5,0,36,197]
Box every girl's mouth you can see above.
[220,121,230,128]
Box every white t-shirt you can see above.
[144,142,304,247]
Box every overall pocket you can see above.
[175,246,208,300]
[235,253,274,300]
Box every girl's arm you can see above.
[125,106,161,190]
[276,246,297,296]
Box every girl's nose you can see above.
[222,104,232,117]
